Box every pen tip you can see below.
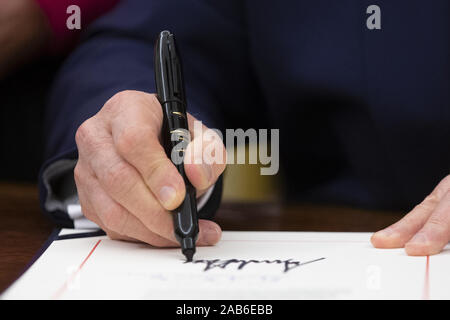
[184,249,194,262]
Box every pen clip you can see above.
[167,35,186,108]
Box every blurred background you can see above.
[0,0,275,203]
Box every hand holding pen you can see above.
[73,44,226,252]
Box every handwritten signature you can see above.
[186,257,325,273]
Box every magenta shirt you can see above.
[35,0,119,53]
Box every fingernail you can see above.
[409,233,427,244]
[159,186,177,207]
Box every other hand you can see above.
[371,175,450,255]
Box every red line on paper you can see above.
[52,239,102,300]
[79,239,101,269]
[422,255,430,300]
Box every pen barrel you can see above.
[155,30,198,256]
[161,102,199,249]
[172,183,199,248]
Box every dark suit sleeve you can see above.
[39,0,251,226]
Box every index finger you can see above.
[107,91,187,211]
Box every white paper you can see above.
[2,230,449,299]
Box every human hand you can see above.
[74,90,226,247]
[371,175,450,255]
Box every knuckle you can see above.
[73,163,83,185]
[418,194,439,210]
[433,176,450,199]
[75,119,94,147]
[144,157,168,184]
[115,125,153,156]
[440,175,450,190]
[105,90,134,111]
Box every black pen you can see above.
[154,30,198,262]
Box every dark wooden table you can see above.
[0,182,405,294]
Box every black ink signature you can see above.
[186,258,325,273]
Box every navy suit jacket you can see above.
[40,0,449,226]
